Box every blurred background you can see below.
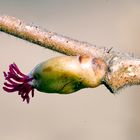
[0,0,140,140]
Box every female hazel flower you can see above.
[3,55,107,103]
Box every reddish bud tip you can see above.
[3,63,34,103]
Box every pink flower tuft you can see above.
[3,63,34,103]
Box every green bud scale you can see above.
[3,55,107,103]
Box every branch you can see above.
[0,15,108,57]
[0,15,140,94]
[104,56,140,92]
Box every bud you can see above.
[3,55,107,103]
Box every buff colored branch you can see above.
[1,15,140,94]
[0,15,107,57]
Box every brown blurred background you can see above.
[0,0,140,140]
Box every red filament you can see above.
[3,63,34,103]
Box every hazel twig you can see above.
[1,15,140,96]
